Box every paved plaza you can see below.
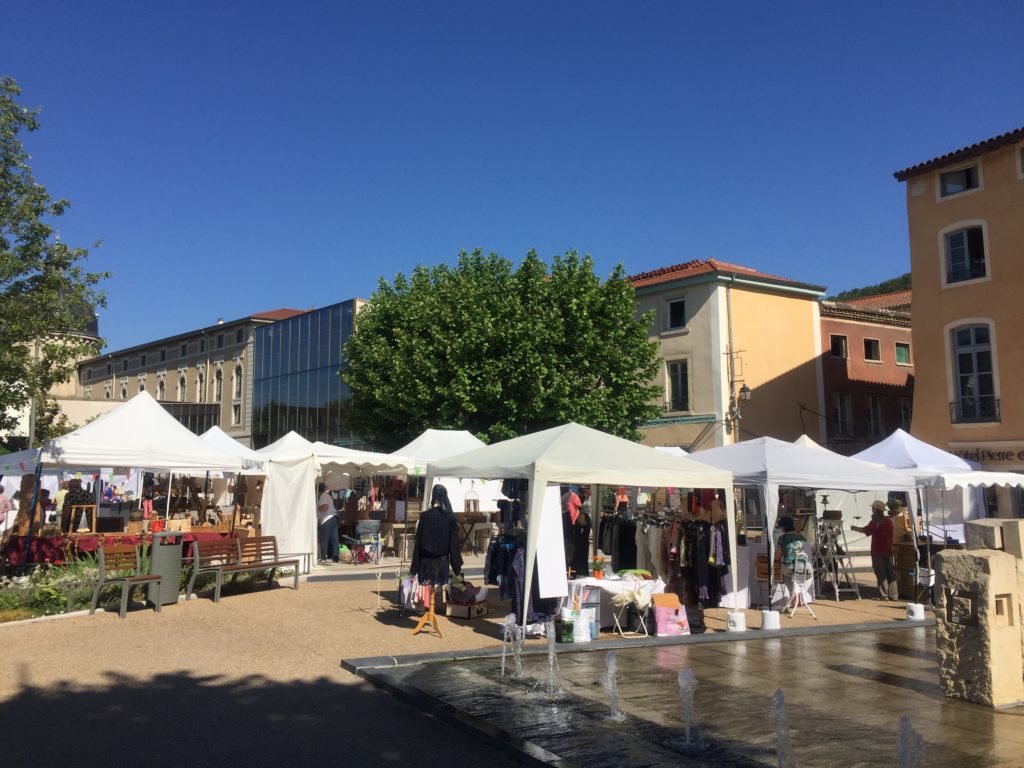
[1,558,1019,766]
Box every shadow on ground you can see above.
[0,667,519,768]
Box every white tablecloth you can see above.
[562,576,666,629]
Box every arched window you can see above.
[234,364,243,399]
[951,323,997,422]
[196,372,204,403]
[158,379,165,400]
[215,368,223,401]
[178,376,186,402]
[139,382,145,393]
[120,385,127,400]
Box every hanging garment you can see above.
[411,505,463,586]
[569,512,592,578]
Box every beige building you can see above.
[631,259,825,450]
[895,126,1024,514]
[73,309,306,445]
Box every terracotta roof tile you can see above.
[842,290,912,311]
[894,126,1024,181]
[628,258,822,292]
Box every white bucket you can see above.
[726,611,747,632]
[760,610,781,630]
[906,603,925,621]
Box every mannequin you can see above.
[410,484,463,637]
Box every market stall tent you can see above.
[257,439,415,571]
[427,422,736,628]
[654,446,689,457]
[394,429,504,512]
[29,392,244,472]
[853,429,1024,539]
[693,436,913,563]
[256,431,314,457]
[200,426,265,472]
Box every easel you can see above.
[411,585,443,638]
[812,517,861,601]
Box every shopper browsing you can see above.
[317,482,339,564]
[851,500,897,600]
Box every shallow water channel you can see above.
[378,626,1024,767]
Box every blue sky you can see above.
[6,2,1023,352]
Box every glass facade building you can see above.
[251,300,360,448]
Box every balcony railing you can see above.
[950,397,1000,424]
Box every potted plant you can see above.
[591,555,606,579]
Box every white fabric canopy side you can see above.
[36,391,243,472]
[311,442,414,475]
[693,436,914,570]
[261,455,317,569]
[429,422,737,629]
[0,448,40,474]
[929,470,1024,490]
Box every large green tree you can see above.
[0,76,107,441]
[343,249,661,448]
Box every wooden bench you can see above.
[186,536,299,603]
[90,544,163,618]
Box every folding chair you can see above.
[342,520,382,564]
[90,544,163,619]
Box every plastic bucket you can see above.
[726,611,747,632]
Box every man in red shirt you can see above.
[852,500,897,600]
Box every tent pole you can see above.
[21,460,43,574]
[166,472,174,522]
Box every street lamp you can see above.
[727,382,752,438]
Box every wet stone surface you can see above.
[380,627,1024,767]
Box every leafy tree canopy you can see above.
[0,76,107,440]
[343,249,662,448]
[829,273,911,302]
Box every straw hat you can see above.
[871,500,887,512]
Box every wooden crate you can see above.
[755,554,782,582]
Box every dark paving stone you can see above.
[356,627,1024,767]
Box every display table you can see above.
[565,576,666,631]
[454,514,493,555]
[1,531,231,567]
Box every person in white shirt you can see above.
[0,487,12,530]
[317,482,339,563]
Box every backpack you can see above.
[781,536,803,567]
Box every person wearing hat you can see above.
[852,500,897,600]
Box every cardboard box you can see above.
[445,600,488,619]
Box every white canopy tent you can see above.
[1,392,244,537]
[8,397,245,475]
[428,422,736,629]
[654,446,689,457]
[200,426,265,473]
[256,431,315,457]
[693,436,914,568]
[853,429,1024,541]
[394,429,504,513]
[28,392,244,473]
[257,438,415,570]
